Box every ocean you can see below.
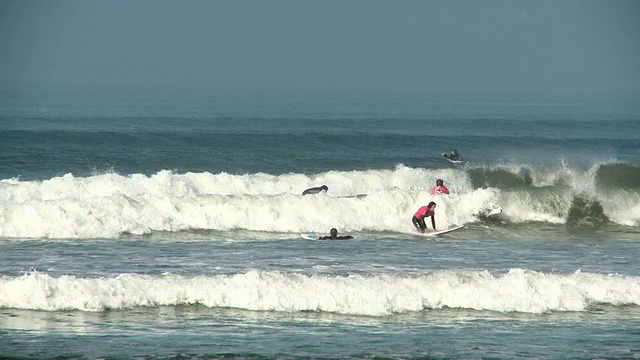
[1,87,639,359]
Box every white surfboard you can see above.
[442,153,463,164]
[300,234,321,240]
[485,203,503,216]
[414,225,464,237]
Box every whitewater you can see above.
[1,88,640,359]
[2,162,638,239]
[2,269,640,314]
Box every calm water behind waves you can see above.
[2,88,639,180]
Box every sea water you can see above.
[1,88,640,359]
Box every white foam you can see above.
[1,269,638,314]
[599,190,640,226]
[0,166,637,238]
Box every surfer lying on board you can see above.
[412,202,437,233]
[319,228,353,240]
[302,185,328,195]
[431,179,450,195]
[442,149,462,162]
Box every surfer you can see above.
[431,179,450,195]
[412,202,437,233]
[302,185,328,195]
[442,149,462,162]
[319,228,353,240]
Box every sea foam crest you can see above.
[0,165,638,238]
[1,269,638,315]
[0,168,489,238]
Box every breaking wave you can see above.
[0,162,638,239]
[2,269,639,315]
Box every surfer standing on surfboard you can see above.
[442,149,462,162]
[412,202,437,233]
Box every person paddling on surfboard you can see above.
[302,185,328,195]
[431,179,450,195]
[442,149,462,162]
[412,202,437,233]
[319,228,353,240]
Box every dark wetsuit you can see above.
[302,186,328,195]
[443,152,462,162]
[319,235,353,240]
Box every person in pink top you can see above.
[412,202,437,233]
[430,179,450,195]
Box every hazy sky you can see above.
[1,0,639,96]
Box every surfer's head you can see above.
[330,228,338,237]
[320,185,328,192]
[428,201,436,209]
[451,149,458,155]
[436,179,444,186]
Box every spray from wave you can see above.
[0,163,638,238]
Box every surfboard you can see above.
[300,234,321,240]
[485,203,503,216]
[442,153,463,164]
[414,225,464,237]
[338,194,368,199]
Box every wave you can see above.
[1,269,638,315]
[468,162,640,190]
[0,164,638,238]
[595,163,640,189]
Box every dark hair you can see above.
[321,185,329,191]
[428,201,436,208]
[330,228,338,237]
[436,179,444,186]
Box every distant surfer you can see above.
[302,185,328,195]
[319,228,353,240]
[431,179,450,195]
[412,202,437,233]
[442,149,462,162]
